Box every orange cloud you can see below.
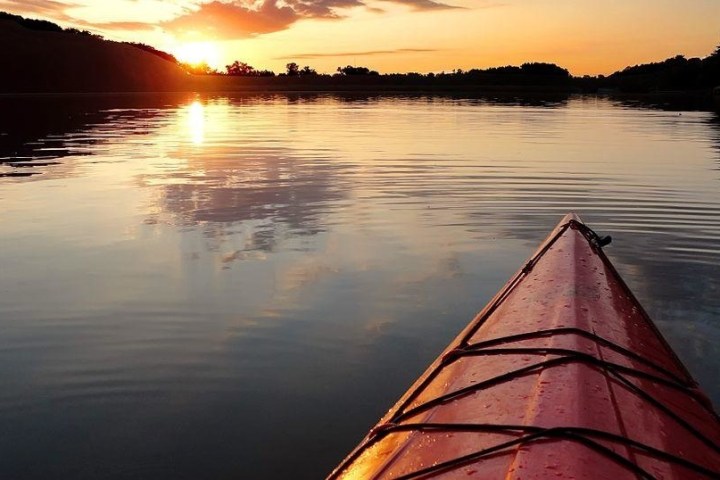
[162,0,463,39]
[1,0,469,40]
[162,0,300,39]
[0,0,155,31]
[0,0,77,21]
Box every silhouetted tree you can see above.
[520,62,569,76]
[226,60,255,76]
[286,62,300,76]
[223,61,275,76]
[705,45,720,78]
[65,28,94,36]
[482,66,521,75]
[299,65,317,76]
[336,65,379,76]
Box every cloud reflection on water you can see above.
[139,144,347,250]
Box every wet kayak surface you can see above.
[329,214,720,480]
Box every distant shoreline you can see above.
[1,85,717,112]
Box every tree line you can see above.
[212,53,720,94]
[606,50,720,92]
[2,10,718,93]
[191,61,382,77]
[198,60,565,79]
[222,61,316,77]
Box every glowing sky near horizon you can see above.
[1,0,718,75]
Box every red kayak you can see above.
[328,213,720,479]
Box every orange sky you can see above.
[1,0,718,75]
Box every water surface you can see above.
[1,94,719,479]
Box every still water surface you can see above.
[1,94,719,479]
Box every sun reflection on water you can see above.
[187,101,205,145]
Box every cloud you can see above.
[0,0,485,40]
[162,0,300,38]
[161,0,467,40]
[79,20,156,31]
[284,0,365,18]
[276,47,439,60]
[0,0,78,20]
[379,0,461,10]
[0,0,157,31]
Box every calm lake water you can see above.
[1,94,719,479]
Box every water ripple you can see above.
[0,94,719,479]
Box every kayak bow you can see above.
[328,213,720,480]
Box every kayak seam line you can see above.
[594,325,640,480]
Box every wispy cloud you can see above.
[0,0,77,21]
[88,21,156,31]
[284,0,366,18]
[275,48,440,60]
[0,0,156,31]
[380,0,462,11]
[162,0,300,38]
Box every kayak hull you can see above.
[328,214,720,479]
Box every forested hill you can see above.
[0,12,187,93]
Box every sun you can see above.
[174,42,221,68]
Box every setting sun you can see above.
[174,42,221,68]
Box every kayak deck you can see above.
[328,214,720,480]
